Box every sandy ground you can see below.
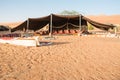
[87,15,120,24]
[0,36,120,80]
[0,22,22,28]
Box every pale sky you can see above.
[0,0,120,22]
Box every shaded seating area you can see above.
[0,33,21,38]
[0,25,18,38]
[52,29,79,34]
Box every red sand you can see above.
[0,36,120,80]
[87,15,120,24]
[0,22,22,28]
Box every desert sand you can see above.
[87,15,120,24]
[0,22,22,28]
[0,35,120,80]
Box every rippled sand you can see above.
[0,36,120,80]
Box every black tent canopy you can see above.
[12,14,115,33]
[0,25,11,31]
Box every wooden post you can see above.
[9,27,11,33]
[67,22,68,30]
[115,27,117,35]
[67,19,69,30]
[27,18,29,32]
[79,14,82,31]
[67,19,69,33]
[49,14,53,37]
[78,14,82,36]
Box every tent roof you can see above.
[12,14,115,32]
[0,25,11,31]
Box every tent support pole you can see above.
[27,18,29,32]
[115,27,117,35]
[49,14,53,37]
[67,19,69,33]
[67,21,68,30]
[79,14,82,32]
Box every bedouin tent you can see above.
[0,25,11,31]
[11,14,115,34]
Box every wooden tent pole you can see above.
[9,27,11,33]
[66,18,69,33]
[115,27,117,35]
[27,18,29,32]
[67,19,69,30]
[50,14,53,37]
[79,14,82,31]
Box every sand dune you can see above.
[0,36,120,80]
[87,15,120,24]
[0,22,22,28]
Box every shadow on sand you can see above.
[39,42,70,46]
[52,42,70,46]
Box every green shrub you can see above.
[87,23,94,30]
[116,25,120,31]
